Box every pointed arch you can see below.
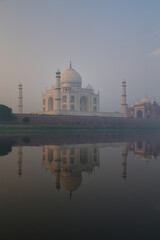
[80,96,89,112]
[137,110,143,119]
[48,97,53,111]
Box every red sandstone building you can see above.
[127,96,160,119]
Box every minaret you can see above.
[17,146,23,177]
[18,83,23,113]
[69,60,72,68]
[121,79,127,114]
[54,147,61,190]
[54,69,61,111]
[121,143,128,180]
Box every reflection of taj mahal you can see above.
[15,139,160,193]
[42,62,99,114]
[42,145,100,194]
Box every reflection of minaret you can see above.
[54,147,61,190]
[121,143,128,180]
[121,79,127,114]
[17,146,23,177]
[18,83,23,113]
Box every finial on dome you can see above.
[70,60,72,68]
[56,68,60,74]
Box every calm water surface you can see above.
[0,133,160,239]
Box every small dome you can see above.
[135,102,139,105]
[141,96,150,104]
[134,99,140,105]
[61,65,82,86]
[151,99,156,104]
[85,84,92,89]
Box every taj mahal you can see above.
[42,62,100,114]
[17,62,126,117]
[17,62,160,119]
[40,62,126,117]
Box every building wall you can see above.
[14,113,160,129]
[127,102,160,119]
[42,87,99,113]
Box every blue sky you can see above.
[0,0,160,112]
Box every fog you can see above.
[0,0,160,113]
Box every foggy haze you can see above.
[0,0,160,113]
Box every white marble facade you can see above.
[42,63,99,114]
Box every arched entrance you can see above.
[137,110,143,119]
[71,105,75,111]
[48,97,53,111]
[137,140,143,149]
[80,96,88,112]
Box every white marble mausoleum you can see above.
[42,63,99,115]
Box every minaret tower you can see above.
[69,60,72,68]
[18,83,23,113]
[17,146,23,177]
[121,79,127,114]
[54,146,61,191]
[121,143,128,180]
[54,69,61,111]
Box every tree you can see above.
[0,105,16,121]
[22,117,30,123]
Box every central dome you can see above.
[61,64,82,86]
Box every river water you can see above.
[0,132,160,239]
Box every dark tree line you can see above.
[0,104,16,121]
[0,139,16,156]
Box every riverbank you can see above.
[0,123,160,136]
[12,113,160,130]
[0,124,129,135]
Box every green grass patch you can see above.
[0,123,160,136]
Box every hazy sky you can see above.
[0,0,160,113]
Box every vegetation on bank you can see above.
[0,105,16,121]
[0,124,108,136]
[0,123,160,136]
[0,124,101,133]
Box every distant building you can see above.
[42,63,99,114]
[120,80,160,119]
[127,96,160,119]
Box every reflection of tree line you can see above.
[2,131,160,149]
[1,132,160,154]
[0,139,16,156]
